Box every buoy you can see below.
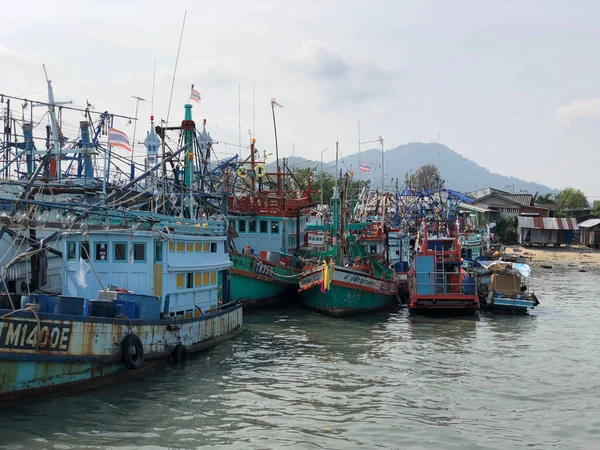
[255,164,266,178]
[121,334,144,369]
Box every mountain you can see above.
[267,142,556,195]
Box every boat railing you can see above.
[229,194,313,215]
[206,298,241,313]
[412,271,477,296]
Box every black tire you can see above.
[122,334,144,369]
[171,343,189,365]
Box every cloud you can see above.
[0,44,41,68]
[553,97,600,128]
[290,41,395,104]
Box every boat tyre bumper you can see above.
[171,343,189,365]
[122,334,144,369]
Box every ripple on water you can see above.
[0,270,599,449]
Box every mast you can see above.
[379,136,384,193]
[271,98,283,195]
[43,65,72,183]
[183,103,194,218]
[163,10,187,213]
[357,117,361,184]
[331,141,340,264]
[250,137,256,192]
[130,95,148,180]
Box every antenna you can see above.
[165,11,186,128]
[163,10,187,209]
[238,83,241,155]
[130,96,149,179]
[151,58,156,116]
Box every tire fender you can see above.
[171,343,189,365]
[121,334,144,370]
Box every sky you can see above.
[1,0,599,199]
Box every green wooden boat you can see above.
[298,264,397,316]
[228,251,300,308]
[296,151,397,316]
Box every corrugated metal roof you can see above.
[501,193,533,206]
[578,218,600,228]
[458,203,492,213]
[517,217,579,230]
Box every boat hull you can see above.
[409,294,480,315]
[479,296,537,314]
[0,303,243,403]
[298,266,397,316]
[229,253,298,309]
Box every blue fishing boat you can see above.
[0,79,243,401]
[0,219,242,402]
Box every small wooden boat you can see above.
[476,261,539,314]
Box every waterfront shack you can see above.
[517,217,579,246]
[578,218,600,248]
[468,188,548,220]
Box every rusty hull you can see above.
[0,304,243,402]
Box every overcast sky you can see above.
[1,0,599,198]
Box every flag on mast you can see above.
[108,128,131,152]
[190,84,201,103]
[359,162,371,173]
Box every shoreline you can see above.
[502,245,600,271]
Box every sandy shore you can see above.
[503,245,600,268]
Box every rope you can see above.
[272,271,300,279]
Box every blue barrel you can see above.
[114,300,136,319]
[116,293,161,320]
[21,294,58,313]
[87,300,115,318]
[55,296,85,315]
[463,276,476,295]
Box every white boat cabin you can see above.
[230,214,310,255]
[62,229,231,319]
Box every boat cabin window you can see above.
[133,243,146,262]
[260,220,268,233]
[211,243,217,253]
[114,243,127,262]
[67,242,77,261]
[95,242,108,262]
[238,220,246,233]
[186,272,194,289]
[271,221,279,234]
[80,242,90,261]
[249,219,257,233]
[370,245,377,254]
[155,241,163,262]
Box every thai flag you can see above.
[108,128,131,152]
[190,85,201,103]
[359,162,371,173]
